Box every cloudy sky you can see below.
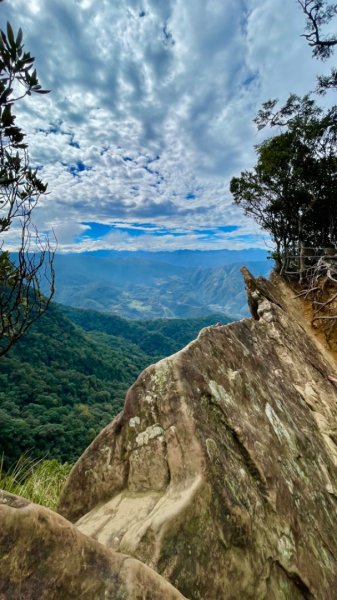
[1,0,334,252]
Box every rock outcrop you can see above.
[58,272,337,599]
[0,490,186,600]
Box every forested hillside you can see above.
[0,304,229,468]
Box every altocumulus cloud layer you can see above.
[1,0,333,251]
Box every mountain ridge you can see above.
[49,251,270,319]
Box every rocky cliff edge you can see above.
[57,272,337,599]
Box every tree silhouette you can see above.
[0,22,55,356]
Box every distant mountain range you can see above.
[50,249,270,320]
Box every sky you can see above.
[1,0,335,253]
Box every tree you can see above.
[0,22,55,357]
[298,0,337,91]
[298,0,337,58]
[230,95,337,279]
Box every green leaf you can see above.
[16,28,23,47]
[2,104,12,127]
[6,23,14,47]
[22,56,34,66]
[0,176,16,185]
[30,68,38,86]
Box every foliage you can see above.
[0,454,71,510]
[0,302,226,468]
[0,21,54,357]
[298,0,337,59]
[231,3,337,278]
[230,95,337,276]
[0,304,148,468]
[297,0,337,92]
[62,305,229,356]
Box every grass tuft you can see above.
[0,454,71,510]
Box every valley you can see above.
[51,250,270,319]
[0,301,229,468]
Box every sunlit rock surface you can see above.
[0,490,186,600]
[58,272,337,599]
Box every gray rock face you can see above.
[58,273,337,599]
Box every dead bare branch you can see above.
[313,290,337,314]
[292,287,320,298]
[327,269,337,284]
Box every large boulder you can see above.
[0,490,186,600]
[58,273,337,599]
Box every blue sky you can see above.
[1,0,335,252]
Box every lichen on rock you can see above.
[3,254,337,599]
[55,271,337,599]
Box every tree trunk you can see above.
[298,215,305,284]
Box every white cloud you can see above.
[1,0,334,251]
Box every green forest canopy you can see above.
[0,302,229,468]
